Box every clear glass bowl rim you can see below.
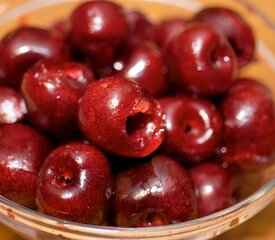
[0,177,274,238]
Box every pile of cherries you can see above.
[0,0,274,228]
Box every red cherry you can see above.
[189,162,232,217]
[112,155,197,227]
[159,95,223,164]
[0,87,27,125]
[0,123,52,208]
[193,7,255,67]
[164,23,237,97]
[125,10,157,44]
[68,0,129,68]
[21,59,96,140]
[0,26,70,88]
[36,142,113,224]
[78,77,165,158]
[220,78,275,170]
[156,18,187,48]
[117,41,168,97]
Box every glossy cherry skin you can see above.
[125,10,157,44]
[0,123,52,208]
[78,77,165,158]
[112,155,197,227]
[117,41,168,97]
[0,87,27,125]
[21,59,96,140]
[36,142,113,224]
[164,23,237,97]
[189,162,232,217]
[159,95,223,164]
[156,18,187,48]
[0,26,70,88]
[220,78,275,170]
[193,7,255,68]
[68,0,129,68]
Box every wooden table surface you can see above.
[0,0,274,239]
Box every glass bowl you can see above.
[0,0,274,239]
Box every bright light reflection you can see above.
[43,82,55,90]
[14,46,48,56]
[89,16,103,32]
[236,105,254,125]
[202,184,213,195]
[79,170,87,188]
[0,100,17,122]
[109,96,119,109]
[126,60,146,78]
[192,38,202,55]
[61,192,73,199]
[146,122,156,134]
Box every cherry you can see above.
[21,59,96,140]
[189,162,232,217]
[125,10,157,44]
[159,95,223,164]
[0,123,52,208]
[164,23,237,97]
[0,26,70,88]
[36,142,113,224]
[78,77,165,158]
[117,41,168,97]
[220,78,275,170]
[112,155,197,227]
[68,0,129,68]
[156,18,187,48]
[193,7,255,68]
[0,87,27,125]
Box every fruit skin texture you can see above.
[0,26,70,88]
[220,78,275,170]
[117,41,168,98]
[193,7,255,68]
[125,10,157,44]
[165,23,237,97]
[189,162,232,217]
[35,142,113,225]
[156,18,187,48]
[112,155,197,227]
[0,123,52,208]
[0,87,27,125]
[21,59,96,140]
[159,95,223,164]
[78,77,165,158]
[69,0,129,68]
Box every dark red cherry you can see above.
[156,18,187,48]
[164,23,237,97]
[0,123,52,208]
[159,95,223,164]
[125,10,157,44]
[112,155,197,227]
[68,0,129,68]
[117,41,168,97]
[193,7,255,67]
[220,78,275,170]
[49,20,69,39]
[78,77,165,158]
[189,162,232,217]
[21,59,96,140]
[36,142,113,224]
[0,87,27,125]
[0,26,70,88]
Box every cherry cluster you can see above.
[0,0,274,227]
